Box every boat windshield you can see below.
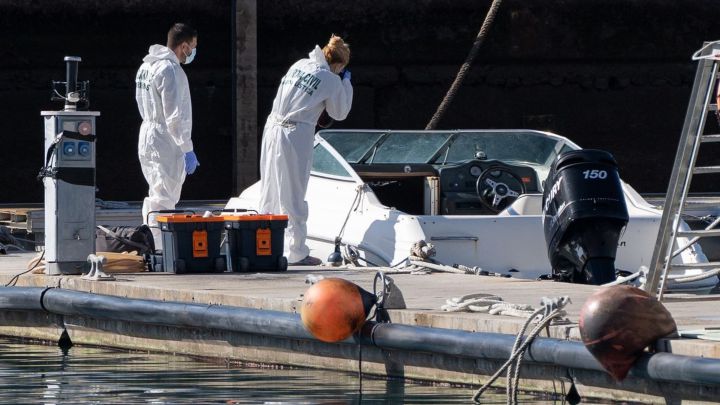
[443,132,560,165]
[318,130,565,166]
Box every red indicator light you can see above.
[78,121,92,136]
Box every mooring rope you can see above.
[472,305,567,404]
[5,250,45,287]
[669,267,720,283]
[441,293,536,317]
[439,291,572,402]
[425,0,504,130]
[507,306,545,404]
[408,259,472,275]
[336,185,365,244]
[602,265,720,288]
[601,269,645,287]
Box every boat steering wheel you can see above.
[475,166,526,213]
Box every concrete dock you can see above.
[1,251,719,403]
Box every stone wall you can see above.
[2,0,720,203]
[0,0,233,203]
[258,0,720,193]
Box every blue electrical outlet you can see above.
[63,141,76,156]
[78,141,91,157]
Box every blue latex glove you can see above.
[341,69,351,81]
[184,151,199,175]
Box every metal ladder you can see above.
[645,41,720,299]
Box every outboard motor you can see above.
[542,150,629,284]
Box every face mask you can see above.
[183,47,196,64]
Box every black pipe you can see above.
[64,56,81,111]
[361,322,720,385]
[0,287,46,311]
[358,322,604,372]
[633,352,720,384]
[1,287,719,387]
[41,288,315,341]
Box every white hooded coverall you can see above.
[259,46,353,263]
[135,45,194,247]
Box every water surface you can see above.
[0,337,613,404]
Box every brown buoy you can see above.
[579,285,677,381]
[300,278,377,343]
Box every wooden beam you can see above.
[233,0,258,195]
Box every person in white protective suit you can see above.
[259,35,353,265]
[135,23,200,248]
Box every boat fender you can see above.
[579,285,677,381]
[300,278,376,342]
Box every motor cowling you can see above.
[542,150,629,284]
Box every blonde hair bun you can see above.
[327,35,346,48]
[323,34,350,66]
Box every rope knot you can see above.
[409,240,436,261]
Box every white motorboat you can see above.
[227,129,718,293]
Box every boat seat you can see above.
[497,193,543,216]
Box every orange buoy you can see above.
[579,285,677,381]
[300,278,376,343]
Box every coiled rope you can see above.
[441,293,535,317]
